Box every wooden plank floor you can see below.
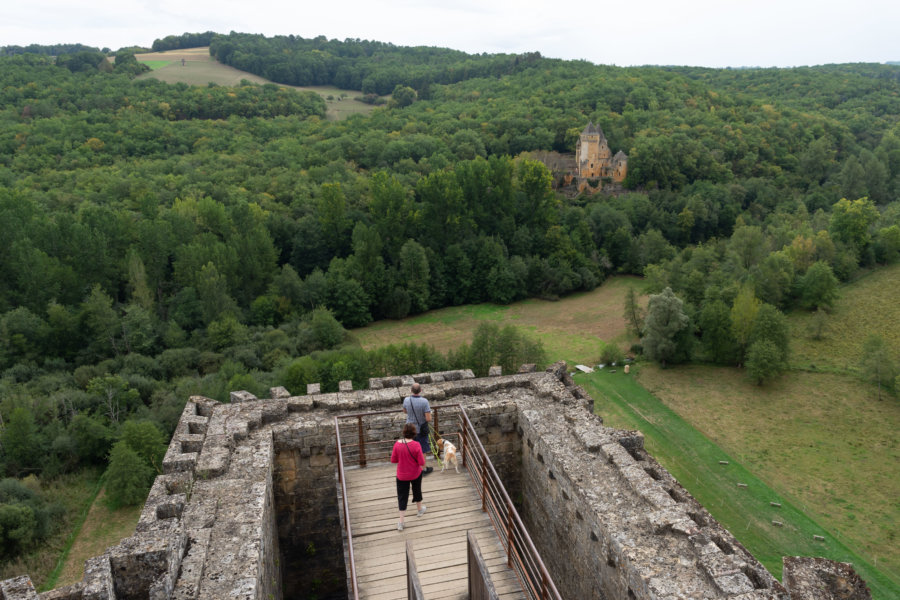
[344,461,527,600]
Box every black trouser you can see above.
[396,474,423,511]
[414,423,430,454]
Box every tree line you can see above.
[1,34,900,566]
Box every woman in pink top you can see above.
[390,423,426,531]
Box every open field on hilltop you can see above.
[54,490,142,589]
[581,366,899,599]
[352,276,646,365]
[635,364,900,587]
[134,47,375,120]
[789,263,900,372]
[0,471,101,590]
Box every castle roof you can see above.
[581,121,607,142]
[614,150,628,160]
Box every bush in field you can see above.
[600,344,625,365]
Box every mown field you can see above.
[581,367,898,599]
[54,491,141,589]
[353,275,645,364]
[133,47,375,120]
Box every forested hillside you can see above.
[1,34,899,570]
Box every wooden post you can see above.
[357,415,366,468]
[481,454,487,512]
[506,499,514,567]
[433,408,440,441]
[461,426,467,468]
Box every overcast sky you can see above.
[3,0,899,68]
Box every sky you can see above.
[3,0,900,68]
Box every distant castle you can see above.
[575,121,628,183]
[524,121,628,196]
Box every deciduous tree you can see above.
[641,287,692,368]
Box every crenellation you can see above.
[1,364,869,600]
[0,577,38,599]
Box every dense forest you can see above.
[1,33,899,563]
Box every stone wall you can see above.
[0,364,871,600]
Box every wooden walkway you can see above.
[344,461,527,600]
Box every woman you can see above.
[390,423,427,531]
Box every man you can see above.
[402,383,433,475]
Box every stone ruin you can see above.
[0,362,871,600]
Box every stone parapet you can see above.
[1,363,868,600]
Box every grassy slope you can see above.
[0,470,101,588]
[581,367,898,599]
[353,275,645,364]
[789,263,900,371]
[54,491,142,588]
[134,47,375,120]
[637,365,900,578]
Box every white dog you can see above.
[436,438,459,473]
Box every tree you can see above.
[308,307,345,350]
[748,304,790,364]
[119,420,167,474]
[796,261,839,310]
[318,183,350,255]
[390,85,417,108]
[641,287,692,368]
[859,335,898,400]
[104,441,154,508]
[80,284,121,359]
[699,300,738,364]
[1,408,40,476]
[87,375,140,424]
[730,286,761,364]
[623,286,645,337]
[830,197,879,256]
[399,240,430,314]
[746,340,785,385]
[0,503,37,559]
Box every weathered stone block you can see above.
[229,390,257,403]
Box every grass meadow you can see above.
[0,470,101,589]
[53,490,141,589]
[133,47,376,120]
[353,275,646,364]
[581,366,898,598]
[789,263,900,371]
[37,268,898,595]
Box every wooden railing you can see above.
[468,530,500,600]
[458,410,563,600]
[333,415,360,600]
[335,404,560,600]
[406,541,426,600]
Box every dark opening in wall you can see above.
[712,534,734,555]
[743,565,768,589]
[667,487,686,503]
[274,449,348,600]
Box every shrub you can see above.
[600,344,625,365]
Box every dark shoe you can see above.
[423,467,434,476]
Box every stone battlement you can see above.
[1,363,869,600]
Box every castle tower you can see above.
[575,122,612,178]
[611,150,628,183]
